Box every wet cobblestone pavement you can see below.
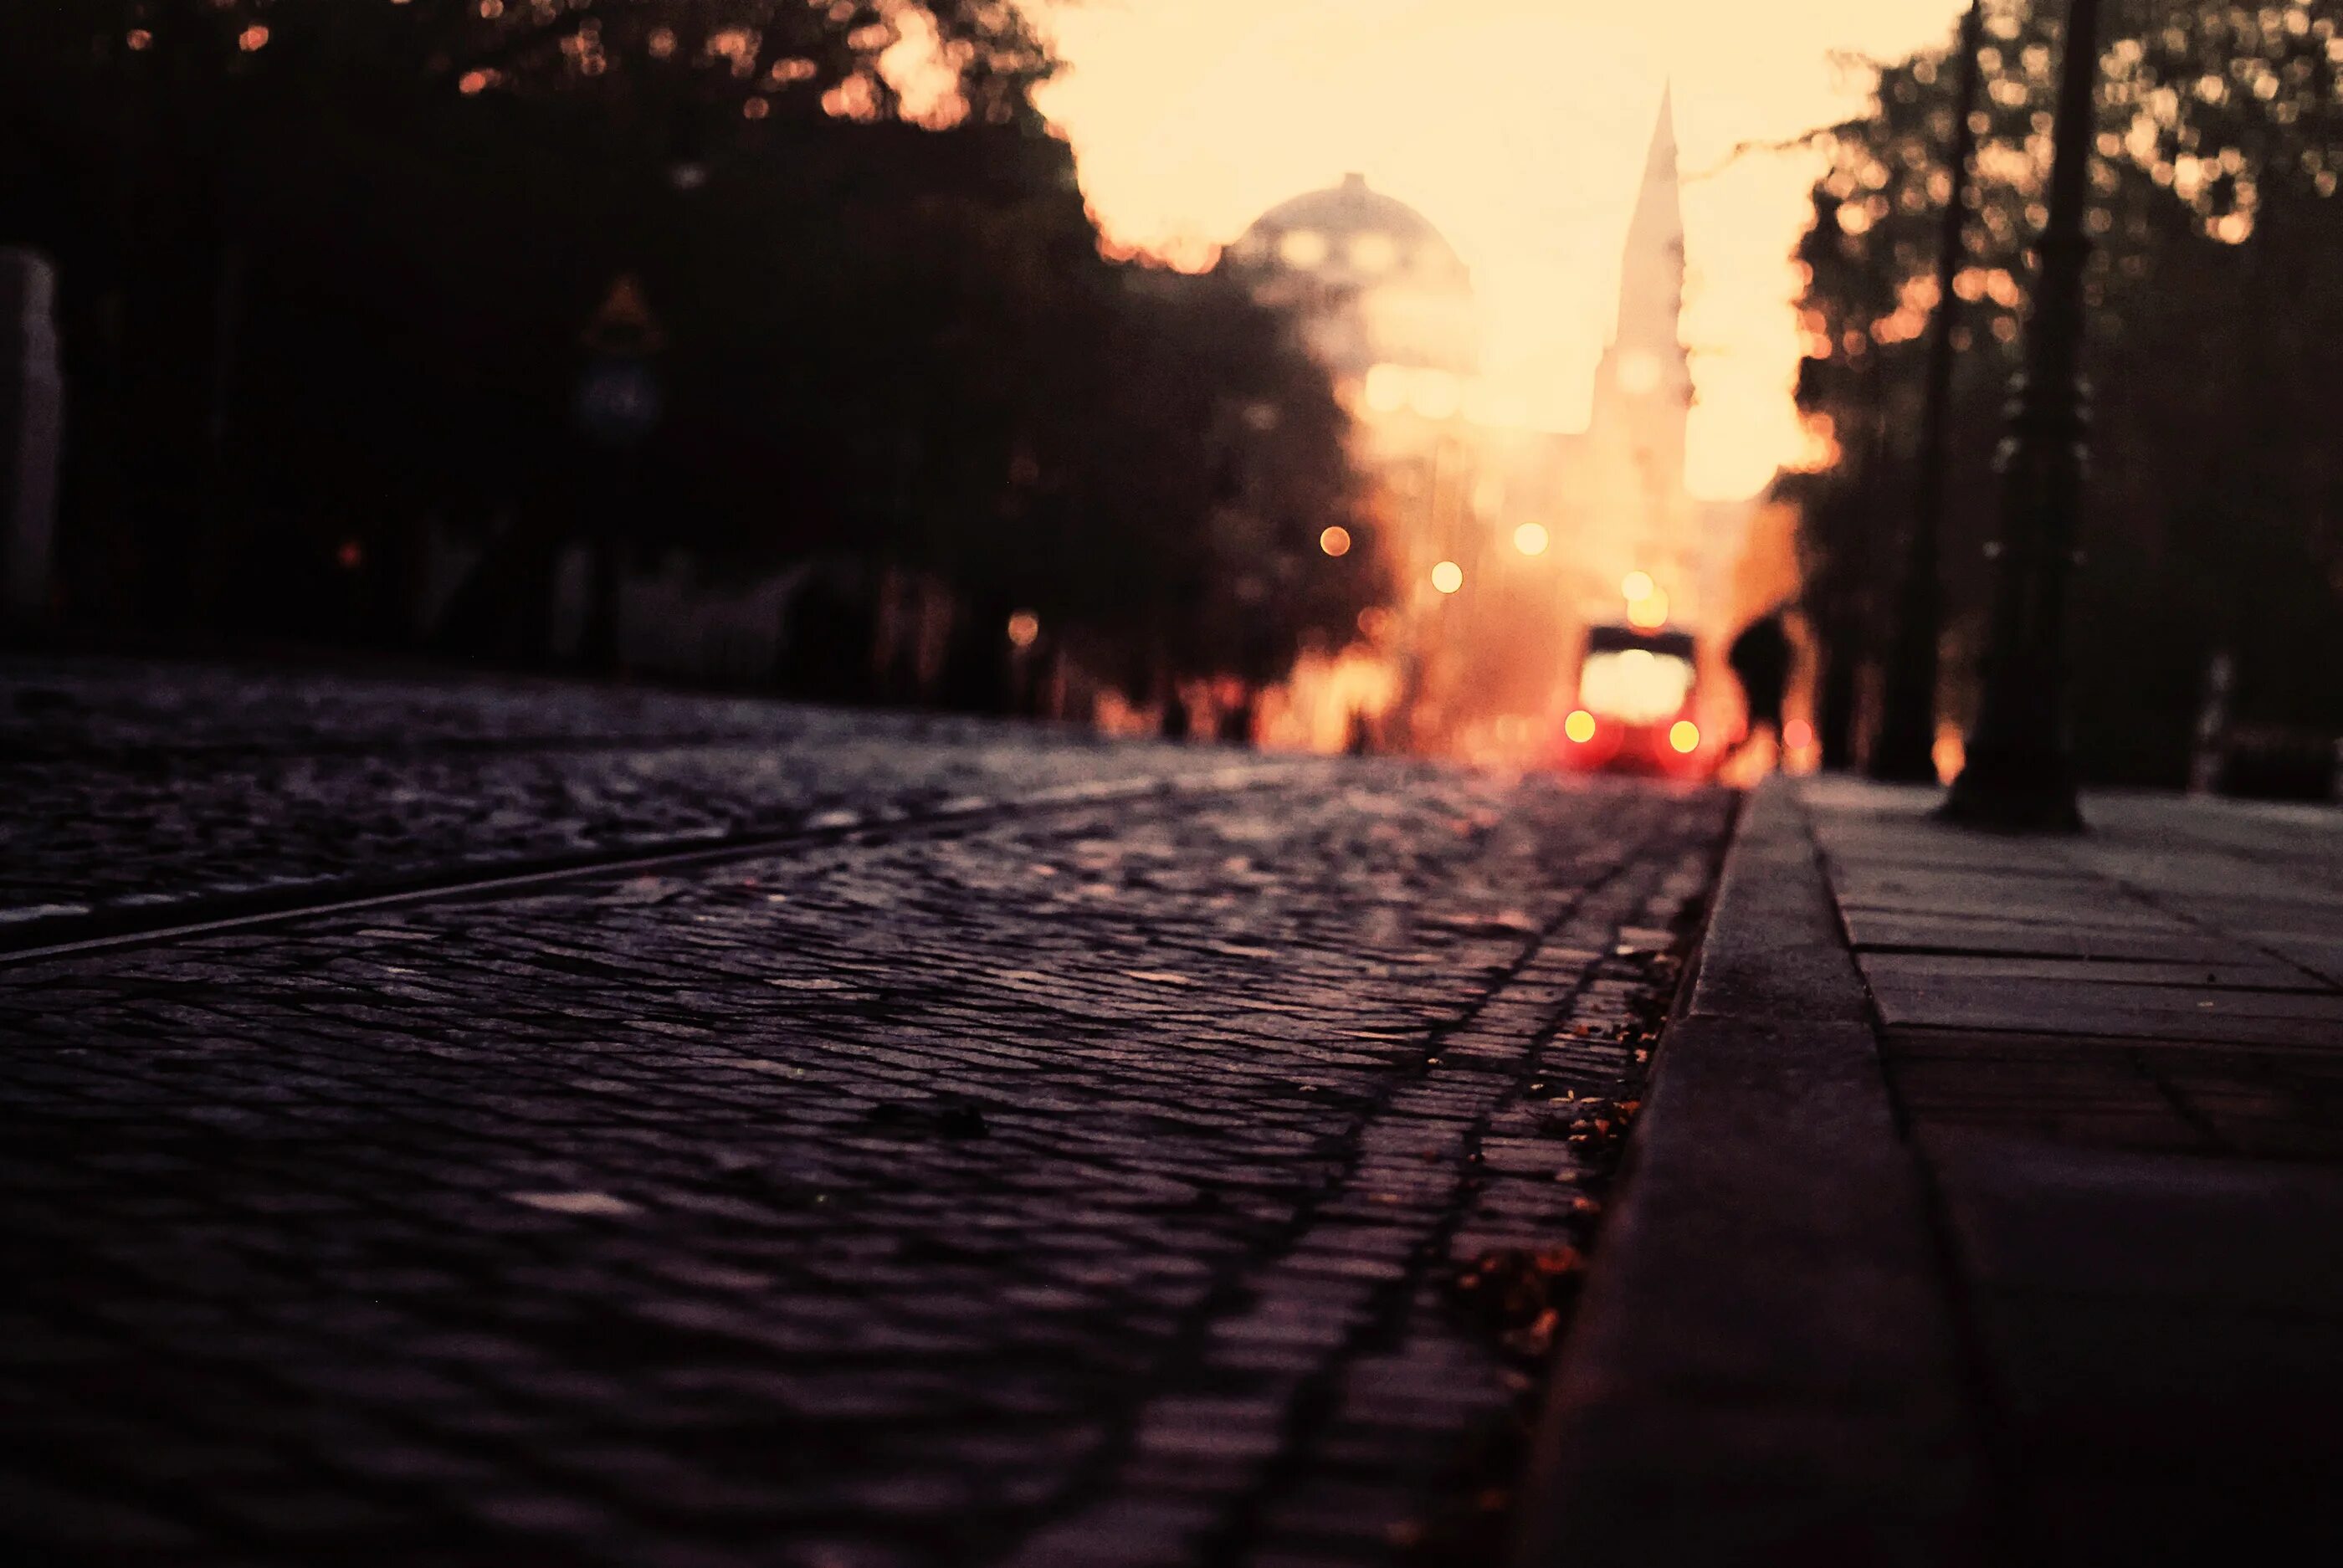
[0,658,1245,926]
[0,662,1730,1566]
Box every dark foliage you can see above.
[1784,0,2342,784]
[0,0,1383,705]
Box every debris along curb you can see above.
[1507,776,1987,1567]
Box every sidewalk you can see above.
[1514,776,2343,1565]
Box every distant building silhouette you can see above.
[1584,85,1700,623]
[1223,92,1755,757]
[1225,172,1479,384]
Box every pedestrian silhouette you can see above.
[1724,611,1793,771]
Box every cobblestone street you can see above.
[1,663,1730,1567]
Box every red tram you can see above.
[1552,623,1706,776]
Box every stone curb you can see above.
[1508,776,1988,1567]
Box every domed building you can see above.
[1232,100,1754,761]
[1221,175,1485,753]
[1220,173,1478,384]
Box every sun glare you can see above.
[1039,1,1967,500]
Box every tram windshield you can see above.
[1578,627,1696,726]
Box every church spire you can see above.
[1643,80,1679,183]
[1613,84,1685,355]
[1587,83,1694,516]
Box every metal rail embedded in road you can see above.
[0,762,1308,969]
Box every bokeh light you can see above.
[1627,589,1670,629]
[1430,561,1464,595]
[1564,710,1597,743]
[1669,720,1701,754]
[1006,610,1041,649]
[1512,521,1550,557]
[1620,571,1655,602]
[1319,525,1352,557]
[1407,369,1464,422]
[1617,350,1663,396]
[1362,363,1410,414]
[1277,228,1329,268]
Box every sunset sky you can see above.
[1034,0,1970,500]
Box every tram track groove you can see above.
[0,720,1083,771]
[0,761,1311,969]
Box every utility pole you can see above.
[1870,0,1985,783]
[1941,0,2102,831]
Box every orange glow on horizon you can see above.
[1038,0,1969,500]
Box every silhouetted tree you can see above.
[0,0,1385,709]
[1783,0,2343,784]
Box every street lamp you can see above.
[1870,0,1985,784]
[1941,0,2102,831]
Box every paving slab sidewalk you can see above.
[1512,776,2343,1565]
